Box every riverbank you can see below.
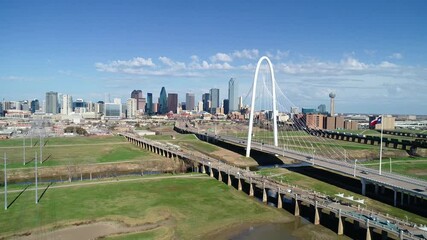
[1,174,298,239]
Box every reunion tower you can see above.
[329,92,336,116]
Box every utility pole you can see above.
[39,130,43,164]
[4,153,7,210]
[35,152,38,204]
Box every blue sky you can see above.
[1,0,427,114]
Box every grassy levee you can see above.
[257,168,427,225]
[145,134,220,156]
[145,134,260,167]
[0,136,158,169]
[360,157,427,180]
[0,175,290,239]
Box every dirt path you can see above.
[16,219,172,240]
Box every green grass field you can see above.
[257,168,427,225]
[360,157,427,180]
[0,136,156,169]
[0,175,290,239]
[145,134,221,153]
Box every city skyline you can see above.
[1,1,427,114]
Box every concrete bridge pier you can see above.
[314,201,320,225]
[249,178,254,197]
[366,219,372,240]
[218,169,222,182]
[201,164,206,174]
[294,194,300,216]
[277,188,282,209]
[209,166,214,178]
[374,184,379,195]
[262,183,267,203]
[227,171,231,186]
[337,209,344,235]
[237,177,242,191]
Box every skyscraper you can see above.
[131,90,146,114]
[223,99,229,114]
[61,94,73,115]
[202,93,210,112]
[30,99,39,113]
[45,91,58,114]
[131,90,143,99]
[159,87,168,114]
[167,93,178,113]
[127,98,137,118]
[209,88,220,113]
[186,93,195,111]
[146,93,153,115]
[228,78,238,112]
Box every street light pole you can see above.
[344,149,347,162]
[379,115,384,175]
[353,159,358,177]
[313,150,315,166]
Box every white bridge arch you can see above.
[246,56,279,157]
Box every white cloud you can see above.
[389,53,403,59]
[158,56,186,69]
[210,52,233,62]
[199,61,233,70]
[95,57,155,73]
[340,57,368,70]
[232,49,259,59]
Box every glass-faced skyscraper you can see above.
[159,87,168,114]
[202,93,210,112]
[228,78,238,112]
[209,88,219,113]
[146,93,153,115]
[45,91,59,114]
